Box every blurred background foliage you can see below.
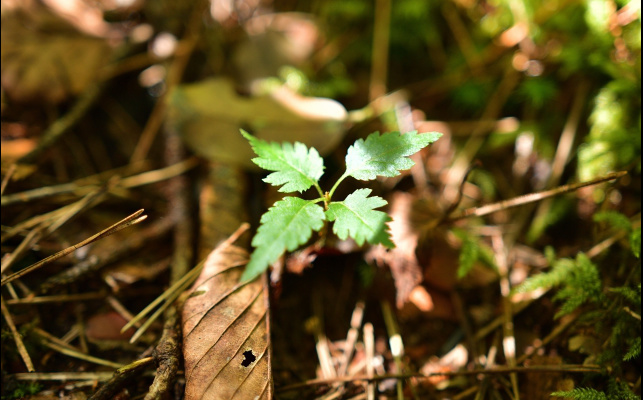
[1,0,640,398]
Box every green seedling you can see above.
[239,129,442,282]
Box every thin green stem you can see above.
[328,172,350,202]
[313,182,325,199]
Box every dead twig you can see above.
[1,157,196,206]
[1,186,107,274]
[447,171,628,222]
[39,218,173,293]
[381,301,412,400]
[143,124,193,399]
[6,292,107,305]
[1,209,147,286]
[364,322,375,400]
[277,364,602,392]
[491,233,520,400]
[0,164,16,196]
[144,307,181,400]
[8,372,116,381]
[88,357,155,400]
[1,295,35,372]
[40,340,123,369]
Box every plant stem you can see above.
[328,172,350,201]
[313,182,325,199]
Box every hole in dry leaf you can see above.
[241,350,257,367]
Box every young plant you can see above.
[239,129,442,282]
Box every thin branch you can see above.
[447,171,628,222]
[277,364,602,392]
[144,307,181,400]
[381,301,407,400]
[41,340,123,369]
[1,295,35,372]
[1,209,146,286]
[88,357,155,400]
[1,158,196,206]
[364,322,375,400]
[8,372,116,381]
[5,292,107,305]
[1,187,105,274]
[0,163,16,196]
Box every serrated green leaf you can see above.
[241,130,324,193]
[326,189,393,247]
[344,131,441,181]
[241,197,325,282]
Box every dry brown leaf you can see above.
[182,241,272,400]
[166,78,347,169]
[1,7,112,103]
[0,138,37,162]
[86,311,135,342]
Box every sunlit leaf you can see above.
[326,189,393,247]
[242,197,325,282]
[241,130,324,193]
[344,131,441,181]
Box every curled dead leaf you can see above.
[182,241,272,399]
[166,78,347,168]
[1,7,112,104]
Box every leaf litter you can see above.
[182,234,272,400]
[1,1,640,399]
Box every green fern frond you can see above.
[551,387,607,400]
[555,293,589,318]
[623,338,641,361]
[608,285,641,306]
[514,257,575,294]
[553,253,604,317]
[593,211,632,233]
[607,378,640,400]
[452,229,496,279]
[597,347,621,367]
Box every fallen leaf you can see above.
[0,138,37,162]
[166,78,347,168]
[86,311,135,341]
[182,241,272,399]
[1,7,112,103]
